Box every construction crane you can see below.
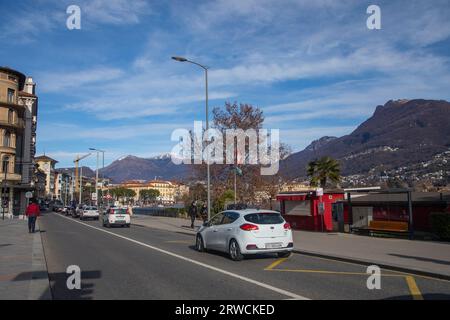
[73,153,91,194]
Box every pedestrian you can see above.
[188,201,197,228]
[201,203,208,223]
[25,199,40,233]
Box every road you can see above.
[39,212,450,300]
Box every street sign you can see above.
[91,193,97,201]
[25,191,33,199]
[316,188,324,196]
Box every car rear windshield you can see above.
[86,207,97,210]
[244,213,284,224]
[112,209,126,215]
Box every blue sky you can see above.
[1,0,449,168]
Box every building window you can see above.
[8,109,14,124]
[3,131,11,147]
[2,156,10,173]
[7,88,15,103]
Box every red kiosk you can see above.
[277,189,345,232]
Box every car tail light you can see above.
[240,223,259,231]
[283,222,291,230]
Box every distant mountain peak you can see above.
[149,153,173,160]
[305,136,337,152]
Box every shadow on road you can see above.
[188,245,280,261]
[48,270,102,300]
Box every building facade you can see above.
[116,180,189,204]
[55,170,72,205]
[35,155,58,200]
[0,66,38,216]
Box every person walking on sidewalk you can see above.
[25,199,40,233]
[188,201,197,229]
[200,203,208,223]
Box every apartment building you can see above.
[35,155,58,199]
[0,66,38,216]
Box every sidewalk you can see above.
[0,218,52,300]
[132,214,450,279]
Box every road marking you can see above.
[53,213,309,300]
[405,276,423,300]
[266,268,402,277]
[265,258,289,270]
[295,252,450,283]
[165,240,192,244]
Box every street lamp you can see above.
[171,56,211,221]
[89,148,105,210]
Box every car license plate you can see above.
[266,242,283,249]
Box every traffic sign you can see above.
[25,191,33,199]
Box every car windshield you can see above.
[244,212,284,225]
[112,209,126,215]
[86,207,97,210]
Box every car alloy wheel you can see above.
[229,239,243,261]
[196,235,205,252]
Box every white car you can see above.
[195,209,294,261]
[102,207,131,228]
[80,206,99,220]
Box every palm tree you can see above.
[307,156,341,188]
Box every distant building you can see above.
[0,66,38,216]
[35,155,58,199]
[114,180,189,204]
[54,170,72,205]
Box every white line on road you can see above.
[53,213,309,300]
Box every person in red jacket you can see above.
[25,199,40,233]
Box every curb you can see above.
[28,220,52,300]
[293,249,450,281]
[133,220,450,281]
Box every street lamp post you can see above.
[89,148,105,210]
[172,56,211,221]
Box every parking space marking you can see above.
[264,257,426,300]
[54,213,309,300]
[265,258,290,270]
[405,276,423,300]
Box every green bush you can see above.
[430,212,450,240]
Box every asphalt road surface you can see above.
[39,212,450,300]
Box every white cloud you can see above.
[38,67,124,92]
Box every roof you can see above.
[345,192,450,205]
[18,91,37,98]
[0,66,26,89]
[35,155,58,163]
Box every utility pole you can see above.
[74,153,91,205]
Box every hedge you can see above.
[430,212,450,240]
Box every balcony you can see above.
[0,118,25,130]
[0,172,22,182]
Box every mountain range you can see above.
[60,99,450,184]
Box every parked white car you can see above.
[80,206,99,220]
[102,207,131,228]
[195,209,294,261]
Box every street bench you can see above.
[351,220,409,237]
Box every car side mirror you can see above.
[202,221,209,227]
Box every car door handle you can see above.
[213,229,218,232]
[227,228,232,231]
